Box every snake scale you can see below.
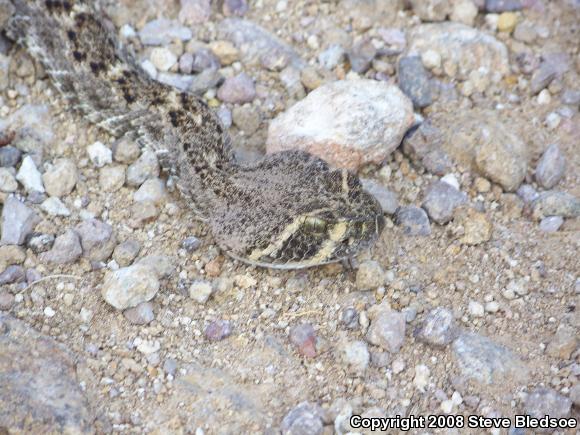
[6,0,385,269]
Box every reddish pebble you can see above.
[289,323,317,358]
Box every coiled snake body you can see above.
[7,0,384,269]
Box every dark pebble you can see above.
[0,145,22,167]
[398,56,432,108]
[395,206,431,236]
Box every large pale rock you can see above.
[101,263,160,310]
[267,80,414,171]
[407,23,510,80]
[0,313,97,433]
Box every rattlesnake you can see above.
[6,0,385,269]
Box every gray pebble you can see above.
[348,39,376,73]
[113,138,141,164]
[139,18,192,46]
[101,263,160,310]
[204,320,233,341]
[532,191,580,220]
[370,351,391,368]
[0,291,14,310]
[75,219,116,262]
[137,255,174,279]
[422,180,467,224]
[178,52,194,74]
[355,260,385,290]
[27,233,55,254]
[0,265,25,285]
[338,340,370,372]
[535,143,566,189]
[421,149,454,176]
[123,302,155,325]
[0,195,41,245]
[0,146,22,167]
[516,184,539,204]
[39,229,82,264]
[415,307,457,347]
[217,73,256,104]
[530,53,570,95]
[361,179,398,214]
[191,48,220,73]
[395,206,431,236]
[524,388,572,419]
[189,69,224,95]
[561,88,580,106]
[539,216,563,233]
[398,56,432,108]
[25,268,42,284]
[26,190,47,204]
[341,307,359,329]
[223,0,249,16]
[42,158,78,198]
[163,358,178,376]
[232,105,260,134]
[113,239,141,267]
[484,0,522,12]
[280,401,325,435]
[365,310,406,353]
[126,150,160,187]
[181,236,201,252]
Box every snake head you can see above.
[210,151,385,269]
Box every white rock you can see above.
[0,168,18,192]
[41,197,71,216]
[413,364,430,392]
[421,49,442,70]
[136,339,160,354]
[468,300,485,317]
[189,280,214,304]
[44,306,56,317]
[16,155,45,193]
[101,263,160,310]
[87,141,113,168]
[537,89,551,105]
[441,173,460,190]
[150,47,177,72]
[133,178,168,204]
[267,79,414,171]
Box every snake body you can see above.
[7,0,385,269]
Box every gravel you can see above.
[395,206,431,236]
[0,195,40,245]
[422,180,467,224]
[101,263,160,310]
[415,307,457,347]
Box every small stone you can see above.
[421,49,442,70]
[0,168,18,193]
[537,89,551,105]
[413,364,431,392]
[42,159,77,197]
[209,40,239,66]
[280,402,324,435]
[524,388,572,420]
[289,323,317,358]
[348,39,376,74]
[133,178,167,205]
[123,302,155,325]
[361,179,398,214]
[0,245,25,273]
[0,146,22,168]
[485,0,522,12]
[126,150,160,187]
[113,138,140,164]
[0,291,14,310]
[497,12,517,32]
[181,236,201,252]
[0,195,41,245]
[355,260,385,290]
[217,73,256,104]
[452,332,529,384]
[455,206,492,245]
[43,306,55,317]
[232,106,260,135]
[535,144,566,189]
[416,307,457,346]
[532,191,580,220]
[392,357,406,374]
[365,310,406,353]
[137,255,174,279]
[398,56,432,108]
[16,155,44,193]
[86,141,112,168]
[204,320,233,341]
[112,239,140,267]
[504,278,528,298]
[178,52,194,74]
[136,339,160,355]
[39,229,82,264]
[150,47,177,72]
[260,47,291,72]
[516,184,538,204]
[41,197,70,216]
[539,216,563,233]
[130,201,159,227]
[546,324,577,359]
[75,219,116,262]
[99,165,126,192]
[513,23,537,43]
[139,18,192,46]
[191,48,220,73]
[468,300,485,317]
[189,280,214,304]
[409,0,452,21]
[422,180,467,224]
[163,358,178,376]
[341,307,359,329]
[450,0,478,26]
[223,0,248,16]
[484,301,499,313]
[318,44,345,70]
[101,263,160,310]
[300,67,324,91]
[0,265,25,285]
[561,88,580,105]
[179,0,211,25]
[395,206,431,236]
[338,340,370,372]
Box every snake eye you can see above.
[303,216,327,233]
